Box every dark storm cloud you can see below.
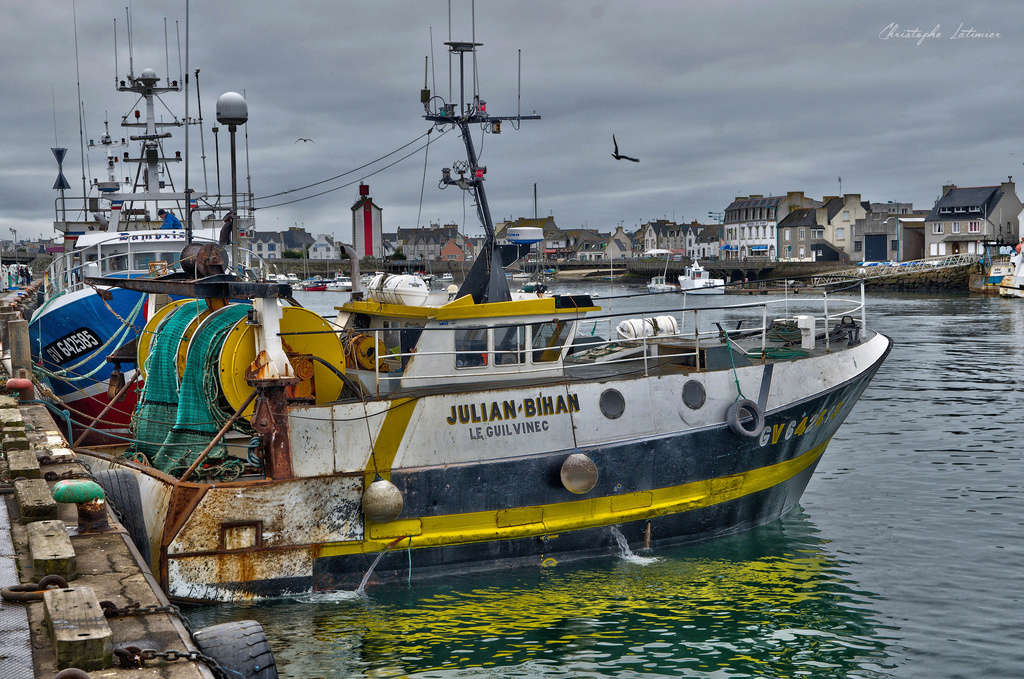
[1,0,1020,239]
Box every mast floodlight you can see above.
[216,92,248,126]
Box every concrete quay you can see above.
[0,284,216,678]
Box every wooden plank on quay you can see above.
[43,585,113,670]
[14,478,58,522]
[28,519,76,579]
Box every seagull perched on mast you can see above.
[611,134,639,162]
[295,137,315,143]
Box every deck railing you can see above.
[356,282,867,395]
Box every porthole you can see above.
[682,380,706,410]
[599,388,625,419]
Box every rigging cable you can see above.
[254,129,434,201]
[416,128,434,228]
[256,128,450,210]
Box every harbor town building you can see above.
[924,179,1022,257]
[722,192,818,260]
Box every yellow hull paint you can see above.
[320,437,830,558]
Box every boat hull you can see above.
[30,285,146,444]
[76,331,890,601]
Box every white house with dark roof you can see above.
[309,234,338,260]
[925,178,1021,257]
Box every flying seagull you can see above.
[295,137,315,143]
[611,134,639,162]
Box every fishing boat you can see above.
[645,250,677,292]
[326,276,353,291]
[999,247,1024,297]
[301,278,328,292]
[679,260,725,294]
[646,275,676,293]
[73,38,890,603]
[30,67,259,444]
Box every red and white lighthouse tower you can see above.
[351,183,383,258]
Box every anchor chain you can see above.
[101,601,230,679]
[113,645,230,678]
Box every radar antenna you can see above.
[423,40,540,303]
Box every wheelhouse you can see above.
[333,294,600,395]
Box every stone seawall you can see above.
[861,264,975,292]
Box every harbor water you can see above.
[186,285,1024,678]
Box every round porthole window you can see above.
[682,380,706,410]
[599,388,625,419]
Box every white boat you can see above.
[646,275,677,293]
[679,261,726,294]
[1000,248,1024,297]
[326,276,353,291]
[646,250,677,292]
[441,272,454,282]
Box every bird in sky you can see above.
[295,137,315,143]
[611,134,639,162]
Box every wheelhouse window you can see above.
[105,254,128,273]
[494,325,524,365]
[133,252,158,269]
[531,320,571,363]
[454,327,488,368]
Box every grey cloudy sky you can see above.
[1,1,1020,240]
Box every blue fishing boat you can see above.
[32,67,257,444]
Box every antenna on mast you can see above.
[175,21,183,85]
[73,0,88,213]
[429,25,436,95]
[471,0,478,98]
[184,0,191,242]
[125,5,134,78]
[447,0,452,102]
[164,18,170,86]
[516,49,521,127]
[427,37,540,304]
[113,19,118,83]
[196,68,209,194]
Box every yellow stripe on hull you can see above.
[320,437,830,558]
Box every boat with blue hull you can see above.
[68,36,890,603]
[34,64,259,443]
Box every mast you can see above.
[425,40,539,303]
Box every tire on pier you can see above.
[93,469,150,566]
[193,620,279,679]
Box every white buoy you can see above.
[561,453,599,494]
[362,478,404,523]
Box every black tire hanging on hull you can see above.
[726,398,765,438]
[193,620,279,679]
[93,469,150,566]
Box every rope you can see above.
[722,328,746,402]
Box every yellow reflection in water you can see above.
[297,550,880,677]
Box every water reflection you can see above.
[188,510,894,678]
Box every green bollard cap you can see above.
[51,479,105,504]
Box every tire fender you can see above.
[93,469,150,566]
[726,398,765,438]
[193,620,279,679]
